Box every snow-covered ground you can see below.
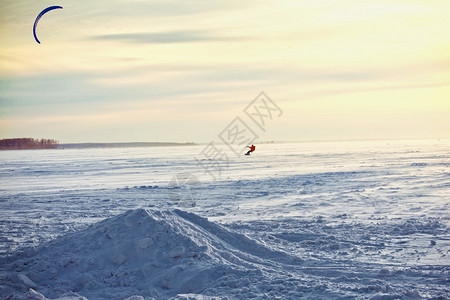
[0,140,449,299]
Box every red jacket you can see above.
[249,145,256,152]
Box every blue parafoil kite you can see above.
[33,6,63,44]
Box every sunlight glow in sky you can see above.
[1,0,449,142]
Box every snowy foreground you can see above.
[0,140,449,299]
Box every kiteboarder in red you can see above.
[245,144,256,155]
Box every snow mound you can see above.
[1,209,298,299]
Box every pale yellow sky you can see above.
[1,0,449,142]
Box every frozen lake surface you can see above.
[0,140,449,299]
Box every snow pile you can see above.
[1,209,300,299]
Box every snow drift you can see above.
[1,209,300,299]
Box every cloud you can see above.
[74,0,257,18]
[299,82,450,101]
[91,30,244,44]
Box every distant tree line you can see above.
[0,138,59,150]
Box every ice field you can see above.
[0,140,449,299]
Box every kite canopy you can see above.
[33,6,63,44]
